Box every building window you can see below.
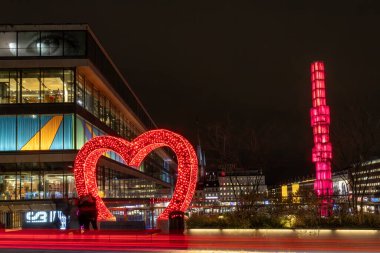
[17,115,40,150]
[40,31,63,56]
[84,79,93,113]
[41,69,63,103]
[0,32,16,56]
[0,70,19,104]
[63,70,74,102]
[0,115,16,150]
[18,32,40,56]
[0,69,73,104]
[0,114,73,151]
[21,69,40,103]
[76,74,84,106]
[63,31,86,56]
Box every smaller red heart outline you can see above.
[74,129,198,220]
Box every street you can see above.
[0,229,379,252]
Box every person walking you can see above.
[88,195,98,230]
[78,194,98,232]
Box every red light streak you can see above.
[0,230,380,252]
[74,129,198,221]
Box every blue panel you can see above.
[93,126,100,137]
[0,116,16,151]
[110,151,116,160]
[17,115,40,150]
[64,114,74,149]
[84,122,93,142]
[40,115,52,128]
[76,116,85,149]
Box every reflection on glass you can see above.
[42,69,63,103]
[105,98,110,125]
[0,69,75,104]
[76,115,85,149]
[18,32,40,56]
[93,88,99,117]
[0,32,16,56]
[63,70,74,102]
[17,115,40,150]
[76,74,84,106]
[22,69,40,103]
[41,32,63,56]
[63,114,74,149]
[9,71,19,103]
[45,173,63,199]
[0,116,16,151]
[84,80,93,113]
[63,31,86,56]
[0,30,87,57]
[0,71,19,104]
[0,114,74,151]
[20,171,31,200]
[99,94,105,122]
[30,170,43,199]
[0,71,9,104]
[0,173,16,200]
[40,115,64,150]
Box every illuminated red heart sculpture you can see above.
[74,129,198,220]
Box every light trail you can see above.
[0,230,379,252]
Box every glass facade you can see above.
[76,72,138,140]
[0,162,170,201]
[0,71,19,103]
[0,28,172,216]
[0,31,86,57]
[0,26,175,230]
[0,28,155,130]
[75,115,124,163]
[96,168,170,199]
[0,68,74,104]
[0,114,73,151]
[0,162,75,200]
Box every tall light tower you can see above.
[310,61,333,216]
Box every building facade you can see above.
[191,169,267,214]
[0,24,174,229]
[270,159,380,213]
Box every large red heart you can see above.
[74,129,198,221]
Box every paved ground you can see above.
[0,229,379,252]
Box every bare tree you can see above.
[200,118,271,211]
[332,104,380,222]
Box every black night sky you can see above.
[2,0,380,185]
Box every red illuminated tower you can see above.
[310,61,333,216]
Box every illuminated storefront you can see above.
[0,24,174,229]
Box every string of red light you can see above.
[74,129,198,221]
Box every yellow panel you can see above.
[86,122,93,137]
[292,183,300,203]
[292,183,299,194]
[281,185,288,199]
[22,116,63,150]
[21,133,40,151]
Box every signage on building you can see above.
[24,211,66,229]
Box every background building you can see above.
[191,168,267,214]
[0,24,175,229]
[269,158,380,214]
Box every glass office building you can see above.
[0,24,174,228]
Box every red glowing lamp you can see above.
[310,61,333,216]
[74,129,198,221]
